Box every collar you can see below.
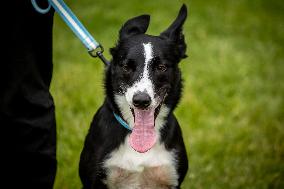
[113,112,132,131]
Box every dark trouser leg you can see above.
[1,0,56,188]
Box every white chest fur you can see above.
[103,136,178,189]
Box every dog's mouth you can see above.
[130,103,162,121]
[128,89,167,153]
[129,105,161,153]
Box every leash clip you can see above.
[88,45,110,66]
[31,0,110,66]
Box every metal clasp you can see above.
[88,45,110,66]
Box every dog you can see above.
[79,4,188,189]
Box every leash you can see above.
[32,0,136,131]
[31,0,110,66]
[32,0,134,131]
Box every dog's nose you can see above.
[133,92,151,109]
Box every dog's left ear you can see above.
[111,15,150,59]
[119,15,150,40]
[160,4,187,59]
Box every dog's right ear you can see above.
[119,15,150,40]
[160,4,187,59]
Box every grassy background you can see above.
[51,0,284,188]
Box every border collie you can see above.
[79,4,188,189]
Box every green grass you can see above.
[51,0,284,188]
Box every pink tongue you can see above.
[129,109,156,153]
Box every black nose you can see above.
[133,92,151,109]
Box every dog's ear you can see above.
[160,4,187,59]
[119,15,150,40]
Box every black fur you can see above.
[80,4,188,189]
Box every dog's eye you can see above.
[121,59,135,73]
[156,64,167,72]
[122,64,130,72]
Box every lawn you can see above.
[51,0,284,188]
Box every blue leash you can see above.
[31,0,109,66]
[32,0,133,131]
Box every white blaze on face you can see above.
[125,43,157,107]
[144,43,153,66]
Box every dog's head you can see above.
[106,4,187,153]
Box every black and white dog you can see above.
[79,4,188,189]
